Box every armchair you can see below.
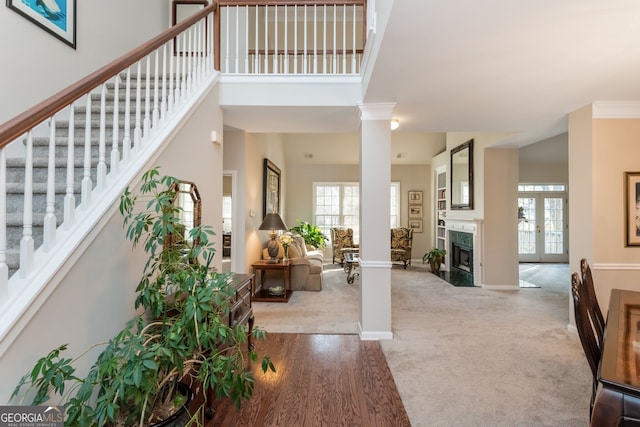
[391,227,413,269]
[331,227,359,264]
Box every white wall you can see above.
[0,0,169,123]
[0,89,223,404]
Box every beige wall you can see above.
[569,106,640,316]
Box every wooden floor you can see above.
[209,333,411,426]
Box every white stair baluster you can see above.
[122,67,132,163]
[169,39,176,114]
[304,5,307,73]
[274,5,278,74]
[97,83,107,191]
[110,75,120,175]
[153,49,160,129]
[134,61,142,151]
[323,5,327,74]
[181,34,187,100]
[225,6,230,73]
[161,44,168,121]
[294,5,298,74]
[43,117,57,251]
[81,95,93,208]
[63,104,76,227]
[144,57,151,139]
[19,131,34,278]
[264,5,268,73]
[186,28,193,94]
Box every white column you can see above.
[358,103,395,340]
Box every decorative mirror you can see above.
[165,180,201,249]
[450,139,474,210]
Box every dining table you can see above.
[591,288,640,426]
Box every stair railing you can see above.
[0,3,217,301]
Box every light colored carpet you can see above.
[252,262,591,427]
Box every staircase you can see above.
[5,75,154,277]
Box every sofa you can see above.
[262,232,324,291]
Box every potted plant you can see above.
[12,168,274,426]
[423,247,446,274]
[289,220,329,249]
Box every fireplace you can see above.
[446,228,475,286]
[451,242,473,273]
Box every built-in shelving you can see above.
[435,168,447,253]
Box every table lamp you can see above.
[259,213,288,263]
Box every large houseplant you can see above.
[289,220,329,249]
[12,168,273,426]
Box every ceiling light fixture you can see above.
[390,119,400,131]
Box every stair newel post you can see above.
[134,61,142,152]
[81,94,93,208]
[0,146,7,298]
[110,75,120,176]
[43,117,57,251]
[96,83,107,192]
[122,67,132,164]
[143,57,151,140]
[153,49,160,130]
[19,132,34,278]
[161,43,168,120]
[63,104,76,228]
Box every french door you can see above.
[518,191,568,263]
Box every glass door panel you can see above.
[518,193,567,262]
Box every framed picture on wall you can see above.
[624,172,640,246]
[7,0,77,48]
[409,220,423,233]
[408,190,423,204]
[409,205,423,219]
[263,159,281,217]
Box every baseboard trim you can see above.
[482,284,520,291]
[358,322,393,340]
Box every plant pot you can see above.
[429,261,441,274]
[151,383,194,427]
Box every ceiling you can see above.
[222,1,640,153]
[363,0,640,146]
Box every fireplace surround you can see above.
[445,219,482,287]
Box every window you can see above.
[313,182,400,245]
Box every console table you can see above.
[251,259,292,302]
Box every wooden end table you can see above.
[251,259,292,302]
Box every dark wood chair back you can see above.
[580,258,605,346]
[572,272,601,378]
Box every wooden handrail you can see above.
[0,2,217,150]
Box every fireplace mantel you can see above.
[445,219,483,286]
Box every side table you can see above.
[251,259,292,302]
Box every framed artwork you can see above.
[172,0,208,56]
[409,220,423,233]
[7,0,76,48]
[624,172,640,246]
[263,159,281,217]
[408,190,423,204]
[409,205,423,219]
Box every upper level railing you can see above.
[217,0,366,74]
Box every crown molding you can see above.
[592,101,640,119]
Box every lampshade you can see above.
[390,118,400,131]
[259,213,288,263]
[259,213,288,231]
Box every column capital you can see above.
[357,102,396,121]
